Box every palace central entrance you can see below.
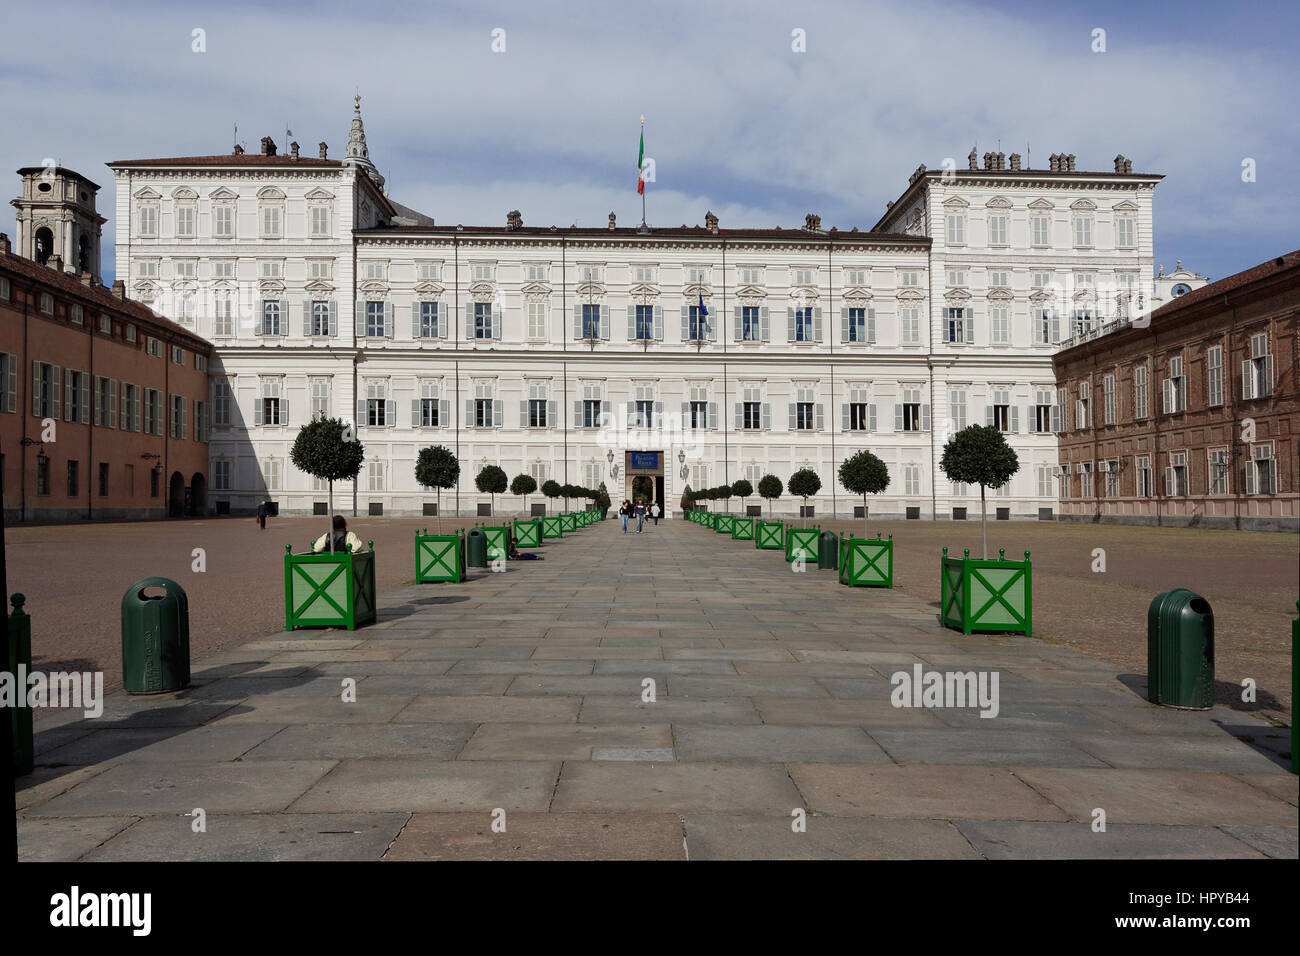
[624,450,664,509]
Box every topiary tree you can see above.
[838,450,890,537]
[940,424,1020,559]
[475,464,508,515]
[758,474,783,516]
[680,484,694,514]
[541,479,561,513]
[414,444,459,533]
[731,478,753,516]
[290,417,365,551]
[788,468,822,527]
[510,473,538,516]
[595,481,611,514]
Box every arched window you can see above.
[33,226,54,264]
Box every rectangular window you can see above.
[990,389,1011,432]
[990,305,1009,345]
[1163,356,1185,414]
[169,394,186,439]
[741,306,761,341]
[1246,443,1276,495]
[1166,452,1189,497]
[1031,216,1050,247]
[793,308,813,343]
[312,301,331,337]
[1209,448,1229,496]
[98,461,109,497]
[311,206,329,236]
[171,345,185,365]
[580,304,601,339]
[0,352,17,413]
[175,204,195,237]
[1116,217,1135,248]
[846,307,868,343]
[213,205,233,238]
[419,301,440,339]
[527,301,546,339]
[310,379,330,419]
[260,260,283,279]
[900,307,920,345]
[899,387,924,432]
[578,265,600,283]
[472,302,493,339]
[689,305,709,341]
[144,388,163,435]
[261,206,282,237]
[944,307,968,344]
[844,269,868,286]
[1073,308,1096,338]
[366,301,386,338]
[1080,462,1094,498]
[363,261,387,281]
[1243,333,1273,399]
[40,293,54,315]
[1073,216,1093,248]
[582,398,602,429]
[794,388,815,430]
[634,305,654,340]
[1077,381,1091,428]
[309,261,331,280]
[418,383,441,427]
[32,361,60,418]
[1207,345,1223,407]
[261,301,281,336]
[263,459,281,492]
[528,395,549,428]
[260,380,283,427]
[213,382,231,426]
[687,267,710,285]
[946,213,965,244]
[739,267,762,285]
[475,398,494,427]
[1134,365,1149,419]
[904,465,921,496]
[138,205,158,236]
[899,271,919,287]
[989,271,1009,288]
[213,460,230,491]
[792,269,814,286]
[66,460,79,497]
[213,295,234,337]
[195,354,207,372]
[1106,462,1120,498]
[945,269,967,287]
[949,389,967,431]
[367,461,385,492]
[365,382,389,427]
[1136,456,1152,497]
[421,263,444,282]
[988,215,1008,246]
[742,386,763,430]
[1037,465,1055,499]
[1103,375,1116,425]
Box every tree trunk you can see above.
[980,483,988,559]
[327,479,334,552]
[436,487,442,534]
[863,494,868,538]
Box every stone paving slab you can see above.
[385,812,686,860]
[682,814,982,860]
[85,813,411,862]
[953,821,1269,859]
[15,519,1295,861]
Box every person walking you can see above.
[619,499,631,534]
[651,501,660,526]
[634,499,646,533]
[256,500,268,530]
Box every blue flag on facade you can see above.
[698,292,708,318]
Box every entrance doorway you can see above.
[624,450,664,510]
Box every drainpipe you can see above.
[20,284,29,522]
[352,209,359,518]
[453,235,460,516]
[561,236,568,487]
[1226,293,1240,530]
[87,308,93,521]
[827,231,835,519]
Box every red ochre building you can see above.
[1,168,212,522]
[1053,250,1299,532]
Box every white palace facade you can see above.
[107,101,1167,518]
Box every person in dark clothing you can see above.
[619,500,632,533]
[256,501,267,529]
[634,500,646,533]
[507,535,542,560]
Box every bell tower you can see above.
[11,164,107,279]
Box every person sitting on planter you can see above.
[311,515,365,554]
[506,534,542,561]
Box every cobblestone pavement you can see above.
[15,518,1298,860]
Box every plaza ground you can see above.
[6,511,1296,718]
[10,514,1298,861]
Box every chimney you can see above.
[1048,153,1059,171]
[290,141,300,160]
[260,136,276,156]
[1114,154,1126,173]
[608,211,616,230]
[995,151,1005,170]
[1123,157,1132,174]
[983,152,992,170]
[319,142,328,159]
[967,148,978,170]
[233,144,244,156]
[1009,153,1021,170]
[0,233,9,254]
[705,210,719,233]
[79,272,92,286]
[50,255,63,272]
[1066,153,1076,171]
[111,279,126,300]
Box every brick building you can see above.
[2,169,213,522]
[1053,250,1299,531]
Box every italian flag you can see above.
[637,126,646,195]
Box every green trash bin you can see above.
[121,577,191,694]
[817,531,838,570]
[1147,588,1214,710]
[466,527,488,568]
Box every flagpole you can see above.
[639,115,648,233]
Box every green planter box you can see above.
[785,525,821,563]
[755,520,784,550]
[715,514,735,535]
[513,519,542,548]
[560,513,577,533]
[540,515,563,539]
[285,543,376,630]
[415,531,465,584]
[840,534,893,588]
[732,518,754,541]
[482,525,511,562]
[940,547,1032,636]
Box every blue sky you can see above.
[1,0,1295,283]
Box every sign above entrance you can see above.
[628,451,660,471]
